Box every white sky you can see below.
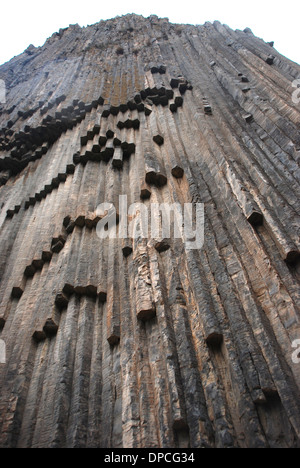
[0,0,299,66]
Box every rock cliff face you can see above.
[0,14,300,448]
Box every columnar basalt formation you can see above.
[0,14,300,448]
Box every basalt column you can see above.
[0,14,300,448]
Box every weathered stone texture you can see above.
[0,14,300,448]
